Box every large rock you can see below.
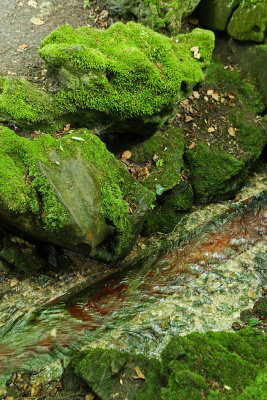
[197,0,239,31]
[198,0,267,42]
[103,0,202,34]
[38,23,214,135]
[0,126,155,262]
[227,0,267,42]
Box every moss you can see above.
[161,329,267,399]
[0,126,154,256]
[39,23,214,120]
[185,141,245,204]
[0,76,56,126]
[143,181,193,234]
[73,348,163,400]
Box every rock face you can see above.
[198,0,267,42]
[103,0,202,34]
[0,126,155,262]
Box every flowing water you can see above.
[0,167,266,386]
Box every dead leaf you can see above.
[204,96,208,102]
[64,123,71,132]
[10,278,19,288]
[28,0,37,7]
[122,150,132,160]
[228,127,236,136]
[192,91,200,99]
[194,52,201,59]
[185,115,193,122]
[85,395,95,400]
[17,43,28,52]
[188,142,196,149]
[190,46,199,53]
[207,89,214,96]
[30,17,45,25]
[99,10,109,19]
[132,366,146,380]
[189,18,199,25]
[229,101,236,107]
[212,92,219,101]
[208,127,216,132]
[5,397,14,400]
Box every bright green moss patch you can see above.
[39,23,214,120]
[0,76,56,126]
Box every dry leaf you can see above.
[100,10,109,19]
[85,395,95,400]
[228,127,236,136]
[194,52,201,59]
[28,0,37,8]
[207,89,214,96]
[17,43,28,52]
[30,17,45,25]
[135,366,146,380]
[212,92,219,101]
[208,127,216,132]
[189,18,199,25]
[229,101,236,107]
[188,142,196,149]
[64,123,71,132]
[185,115,193,122]
[190,46,199,53]
[122,150,132,160]
[10,278,19,288]
[204,96,208,102]
[192,91,200,99]
[228,94,235,99]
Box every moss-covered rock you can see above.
[197,0,240,31]
[198,0,267,42]
[185,141,245,203]
[103,0,202,34]
[143,181,194,234]
[73,348,163,400]
[37,23,214,134]
[0,126,155,262]
[71,329,267,400]
[227,0,267,42]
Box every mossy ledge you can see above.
[72,328,267,400]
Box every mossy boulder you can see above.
[0,126,155,262]
[161,329,267,399]
[198,0,267,42]
[71,329,267,400]
[73,348,163,400]
[197,0,240,31]
[227,0,267,42]
[103,0,202,34]
[37,23,214,134]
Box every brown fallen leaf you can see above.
[229,101,236,107]
[99,10,109,19]
[190,46,199,53]
[122,150,132,160]
[188,18,199,25]
[212,92,219,101]
[10,278,19,288]
[17,43,28,52]
[228,127,236,136]
[194,52,201,59]
[64,123,71,132]
[185,115,193,122]
[207,89,214,96]
[204,96,208,102]
[85,394,95,400]
[132,366,146,380]
[30,17,44,25]
[208,126,216,132]
[192,91,200,99]
[188,141,196,149]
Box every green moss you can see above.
[73,348,163,400]
[0,76,56,126]
[161,329,267,399]
[39,23,214,120]
[185,141,245,204]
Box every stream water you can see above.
[0,166,266,385]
